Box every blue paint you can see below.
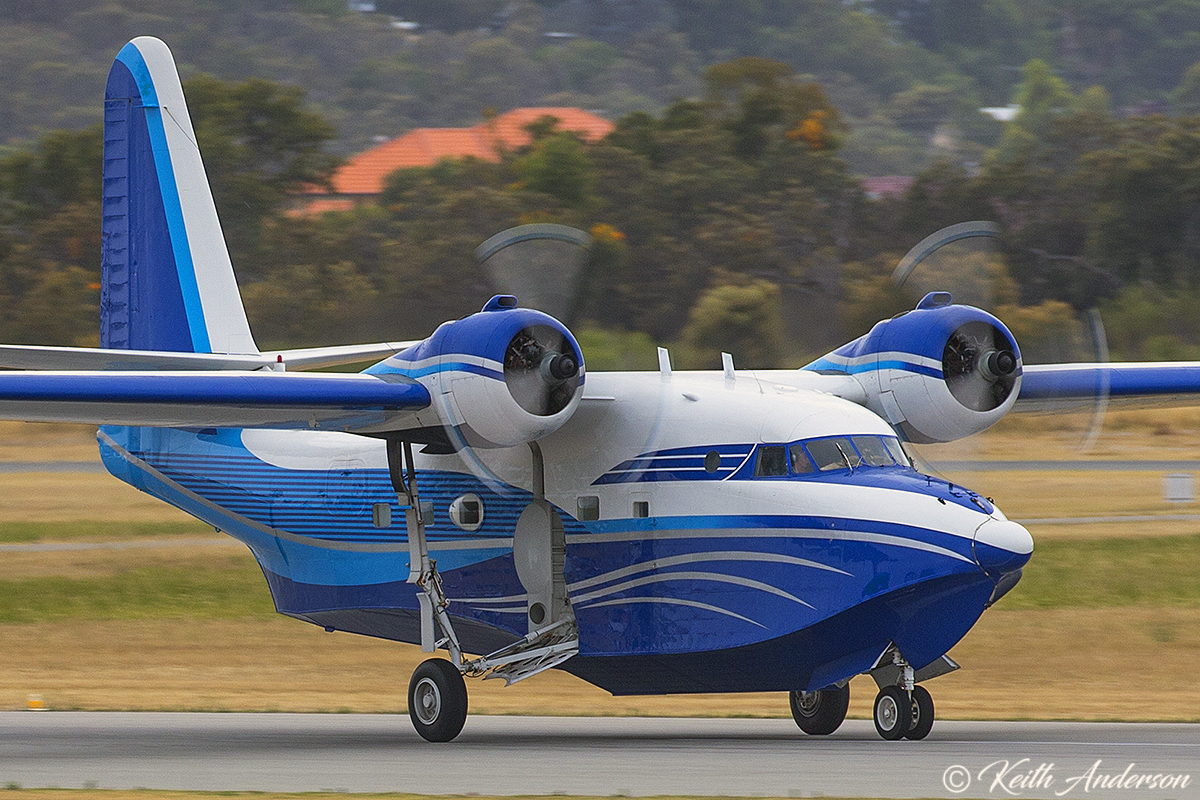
[103,54,194,352]
[368,305,583,390]
[803,303,1021,381]
[114,42,210,353]
[93,420,1022,695]
[1022,364,1200,401]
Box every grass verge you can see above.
[0,521,214,544]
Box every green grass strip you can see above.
[0,521,213,544]
[0,565,273,623]
[1002,534,1200,609]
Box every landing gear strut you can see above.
[789,684,850,735]
[387,437,579,743]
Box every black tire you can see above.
[789,684,850,735]
[873,686,912,740]
[408,658,468,742]
[904,685,934,740]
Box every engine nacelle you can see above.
[809,293,1022,443]
[374,295,584,448]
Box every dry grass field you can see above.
[1,415,1199,721]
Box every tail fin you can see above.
[101,37,258,355]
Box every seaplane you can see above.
[2,37,1197,743]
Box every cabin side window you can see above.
[754,445,788,477]
[577,495,600,521]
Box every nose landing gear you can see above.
[867,646,944,741]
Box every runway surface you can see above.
[2,713,1198,798]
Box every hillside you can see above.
[3,1,1200,176]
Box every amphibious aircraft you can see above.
[3,37,1199,743]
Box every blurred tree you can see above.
[182,74,340,272]
[679,277,785,369]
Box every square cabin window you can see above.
[632,500,649,518]
[578,495,600,521]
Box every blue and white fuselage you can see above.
[97,367,1032,696]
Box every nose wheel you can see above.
[873,685,911,739]
[906,685,934,740]
[408,658,468,742]
[872,684,935,741]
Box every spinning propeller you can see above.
[892,221,1110,452]
[503,323,581,416]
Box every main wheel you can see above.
[789,684,850,735]
[905,684,934,740]
[408,658,468,742]
[873,686,912,740]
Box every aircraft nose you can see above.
[972,518,1033,576]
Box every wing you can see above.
[0,370,430,431]
[1016,362,1200,412]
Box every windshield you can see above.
[756,434,911,477]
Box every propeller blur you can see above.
[2,38,1199,743]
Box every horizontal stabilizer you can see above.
[0,342,418,372]
[0,371,429,431]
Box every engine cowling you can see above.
[373,295,584,448]
[810,293,1021,443]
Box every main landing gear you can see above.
[408,658,469,743]
[388,438,580,743]
[789,684,851,735]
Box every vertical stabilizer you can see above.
[102,37,258,355]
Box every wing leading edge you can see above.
[0,371,430,431]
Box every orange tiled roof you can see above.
[287,197,357,216]
[485,107,615,150]
[325,107,614,197]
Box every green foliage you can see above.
[574,327,658,371]
[679,278,785,369]
[182,73,339,265]
[516,132,595,208]
[6,10,1200,362]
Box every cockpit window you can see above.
[746,435,911,479]
[754,445,788,477]
[883,437,910,467]
[806,437,861,471]
[852,435,895,466]
[789,444,815,474]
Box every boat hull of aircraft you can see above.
[96,369,1015,698]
